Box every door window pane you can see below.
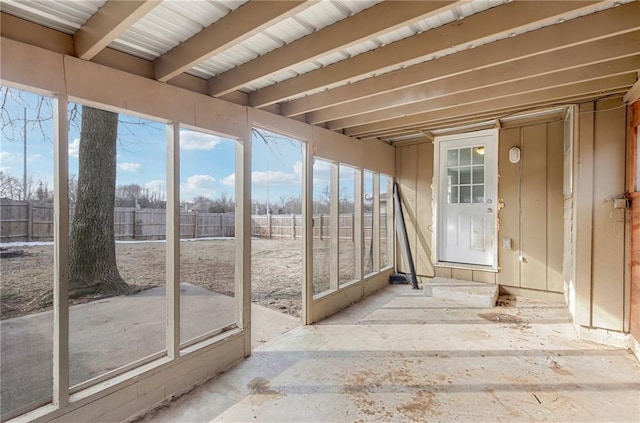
[460,186,471,203]
[472,166,484,184]
[472,146,485,164]
[459,166,471,184]
[447,149,458,166]
[459,148,471,165]
[472,185,484,203]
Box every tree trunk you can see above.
[69,106,129,298]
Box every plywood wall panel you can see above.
[416,142,435,276]
[591,98,626,330]
[496,128,521,287]
[521,125,548,290]
[547,121,565,292]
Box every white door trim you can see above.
[433,128,499,271]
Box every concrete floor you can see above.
[0,285,299,417]
[136,284,640,423]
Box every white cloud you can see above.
[180,131,222,151]
[251,170,299,186]
[69,138,80,158]
[0,151,15,162]
[312,158,332,186]
[181,174,217,200]
[28,154,43,161]
[221,173,235,187]
[145,180,166,195]
[118,162,141,172]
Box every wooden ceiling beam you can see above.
[327,55,640,130]
[282,1,640,118]
[207,1,456,97]
[73,0,160,60]
[153,1,312,83]
[249,0,600,108]
[310,32,640,125]
[345,74,637,137]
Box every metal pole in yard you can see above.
[23,107,27,201]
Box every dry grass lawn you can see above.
[1,238,306,320]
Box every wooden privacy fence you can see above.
[0,201,387,242]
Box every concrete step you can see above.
[423,277,499,307]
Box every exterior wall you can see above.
[395,120,564,292]
[395,99,629,333]
[496,122,564,292]
[628,100,640,342]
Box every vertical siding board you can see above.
[497,128,521,288]
[416,142,434,277]
[591,98,626,330]
[521,124,548,290]
[395,145,418,275]
[547,121,565,293]
[575,102,594,326]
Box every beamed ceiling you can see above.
[1,0,639,143]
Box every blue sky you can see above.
[1,87,312,204]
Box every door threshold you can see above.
[435,262,498,273]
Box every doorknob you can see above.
[487,208,493,213]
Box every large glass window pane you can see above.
[251,128,303,317]
[363,170,374,275]
[380,175,391,268]
[339,164,356,285]
[179,128,236,344]
[312,158,332,295]
[68,104,166,389]
[0,87,54,415]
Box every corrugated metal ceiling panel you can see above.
[0,0,105,34]
[112,1,248,61]
[191,0,381,79]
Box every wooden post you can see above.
[351,212,355,242]
[291,214,296,239]
[27,203,32,241]
[193,211,198,239]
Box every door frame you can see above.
[433,128,499,271]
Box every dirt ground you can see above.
[0,238,306,320]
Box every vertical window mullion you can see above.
[236,133,251,356]
[166,123,180,358]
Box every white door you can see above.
[436,129,498,268]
